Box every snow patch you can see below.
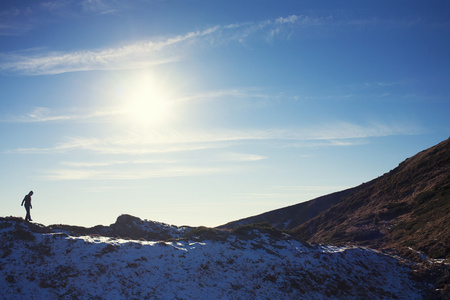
[0,218,429,299]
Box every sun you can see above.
[118,71,175,129]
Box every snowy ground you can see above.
[0,218,429,299]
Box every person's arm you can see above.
[21,197,25,206]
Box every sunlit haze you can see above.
[1,1,449,227]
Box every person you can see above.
[21,191,33,222]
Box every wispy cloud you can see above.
[9,122,421,155]
[10,135,223,155]
[0,1,123,36]
[1,107,122,123]
[42,166,228,181]
[174,88,290,111]
[0,25,221,75]
[80,0,120,15]
[266,15,330,41]
[216,152,267,162]
[41,149,262,181]
[60,159,177,168]
[0,14,329,75]
[1,11,430,75]
[0,7,34,36]
[19,121,421,181]
[282,139,369,149]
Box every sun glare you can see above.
[118,72,175,129]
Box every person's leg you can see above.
[25,206,31,221]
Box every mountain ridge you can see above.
[291,137,450,259]
[219,138,450,259]
[217,183,373,231]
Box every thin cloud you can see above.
[10,136,223,155]
[9,122,421,155]
[0,14,329,75]
[175,90,249,103]
[0,26,219,75]
[42,166,227,180]
[267,15,329,41]
[217,152,267,162]
[80,0,120,15]
[174,88,284,111]
[0,12,412,75]
[1,107,123,123]
[0,1,123,36]
[284,139,369,148]
[60,159,177,168]
[0,8,33,36]
[21,122,422,181]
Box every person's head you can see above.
[28,191,33,196]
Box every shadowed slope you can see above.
[291,138,450,259]
[217,184,372,230]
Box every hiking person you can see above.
[21,191,33,222]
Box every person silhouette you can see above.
[21,191,33,222]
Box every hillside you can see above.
[0,216,439,299]
[290,138,450,259]
[218,184,371,230]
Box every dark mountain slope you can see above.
[291,138,450,259]
[218,184,372,230]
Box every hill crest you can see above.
[291,138,450,259]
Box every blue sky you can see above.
[1,1,449,227]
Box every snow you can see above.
[0,219,427,299]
